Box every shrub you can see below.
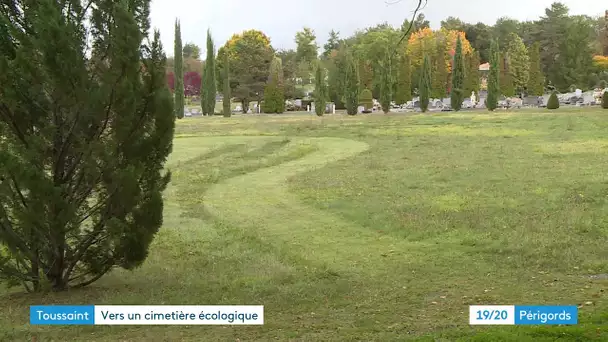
[602,91,608,109]
[547,91,559,109]
[359,88,373,112]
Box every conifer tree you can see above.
[487,40,500,111]
[314,62,327,116]
[201,29,216,115]
[527,42,544,96]
[174,20,184,118]
[432,43,448,99]
[395,52,412,105]
[500,53,515,97]
[223,53,231,117]
[0,0,175,291]
[380,52,392,113]
[263,57,285,113]
[419,54,431,112]
[344,53,359,115]
[451,36,465,111]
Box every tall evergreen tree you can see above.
[432,43,448,99]
[0,0,175,291]
[419,54,432,112]
[527,42,544,96]
[174,20,184,119]
[487,40,500,111]
[395,52,412,105]
[344,53,360,115]
[263,57,285,113]
[201,29,216,115]
[327,45,347,109]
[223,53,231,117]
[380,52,392,113]
[314,62,327,116]
[500,53,515,97]
[451,36,465,111]
[506,33,529,95]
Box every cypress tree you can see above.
[487,40,500,111]
[380,52,392,113]
[344,53,359,115]
[201,29,216,115]
[470,51,481,98]
[547,91,559,109]
[419,54,431,112]
[601,91,608,109]
[432,43,448,99]
[0,0,175,291]
[223,53,231,117]
[500,53,515,97]
[527,42,544,96]
[451,36,465,111]
[395,52,412,105]
[314,62,327,116]
[174,20,184,119]
[263,57,285,113]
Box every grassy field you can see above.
[2,108,608,341]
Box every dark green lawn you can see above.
[1,108,607,341]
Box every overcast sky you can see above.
[150,0,606,57]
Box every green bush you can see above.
[359,88,373,112]
[602,91,608,109]
[547,91,559,110]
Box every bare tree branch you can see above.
[388,0,428,57]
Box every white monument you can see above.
[470,91,477,106]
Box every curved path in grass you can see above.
[202,136,432,271]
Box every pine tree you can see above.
[527,42,544,96]
[451,36,465,111]
[487,40,500,111]
[395,52,412,105]
[380,52,392,113]
[0,0,175,291]
[223,53,231,117]
[432,43,448,99]
[419,54,432,112]
[500,53,515,97]
[344,53,359,115]
[263,57,285,113]
[201,29,216,115]
[174,20,184,119]
[314,62,326,116]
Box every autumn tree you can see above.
[0,0,175,291]
[201,29,217,115]
[216,30,274,113]
[174,20,184,118]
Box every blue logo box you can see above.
[514,305,578,325]
[30,305,95,325]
